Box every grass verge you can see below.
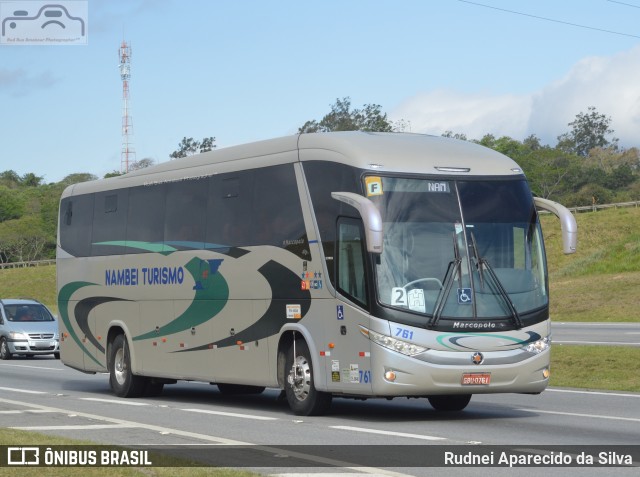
[550,345,640,392]
[0,265,57,314]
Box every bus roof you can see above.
[62,132,523,197]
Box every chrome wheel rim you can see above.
[288,355,311,401]
[114,347,126,385]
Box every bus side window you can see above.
[336,217,368,309]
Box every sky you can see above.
[1,0,640,183]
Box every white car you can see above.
[0,299,60,360]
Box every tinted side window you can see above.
[59,195,94,257]
[92,189,129,256]
[206,171,254,249]
[165,178,207,249]
[205,164,308,258]
[127,184,166,253]
[336,217,368,308]
[252,165,308,258]
[302,161,362,284]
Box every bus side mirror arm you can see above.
[331,192,383,254]
[534,197,578,254]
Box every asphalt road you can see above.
[551,322,640,347]
[0,354,638,477]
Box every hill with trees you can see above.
[0,100,638,264]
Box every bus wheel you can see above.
[428,394,471,411]
[285,339,331,416]
[0,338,12,360]
[217,383,265,395]
[109,334,145,398]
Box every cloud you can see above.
[391,46,640,149]
[0,68,57,97]
[391,89,531,140]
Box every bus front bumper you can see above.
[369,345,550,396]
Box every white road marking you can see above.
[553,340,640,345]
[0,396,248,445]
[330,425,446,441]
[0,363,64,371]
[181,408,278,421]
[12,424,139,431]
[547,388,640,398]
[0,386,47,394]
[272,474,391,477]
[81,397,150,406]
[0,397,413,477]
[517,408,640,423]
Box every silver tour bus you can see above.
[57,132,576,415]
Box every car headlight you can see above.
[360,326,427,356]
[9,331,27,340]
[525,336,550,354]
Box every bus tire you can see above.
[0,338,12,360]
[109,334,145,398]
[217,383,265,395]
[428,394,471,411]
[285,339,332,416]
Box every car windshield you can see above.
[5,304,54,322]
[370,176,548,321]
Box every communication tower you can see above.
[119,40,136,173]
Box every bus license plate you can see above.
[461,373,491,385]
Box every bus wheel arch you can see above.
[277,332,295,389]
[283,335,332,416]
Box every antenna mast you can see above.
[119,40,135,173]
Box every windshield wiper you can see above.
[428,232,462,328]
[469,232,523,329]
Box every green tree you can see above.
[60,173,98,186]
[299,97,396,133]
[200,137,216,153]
[20,172,44,187]
[0,186,25,222]
[129,157,156,171]
[170,136,216,159]
[442,131,468,141]
[0,216,49,263]
[518,149,581,200]
[0,170,21,189]
[557,106,618,157]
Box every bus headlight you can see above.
[524,336,550,354]
[359,326,427,356]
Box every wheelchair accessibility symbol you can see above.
[457,288,472,305]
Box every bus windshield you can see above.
[371,177,548,321]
